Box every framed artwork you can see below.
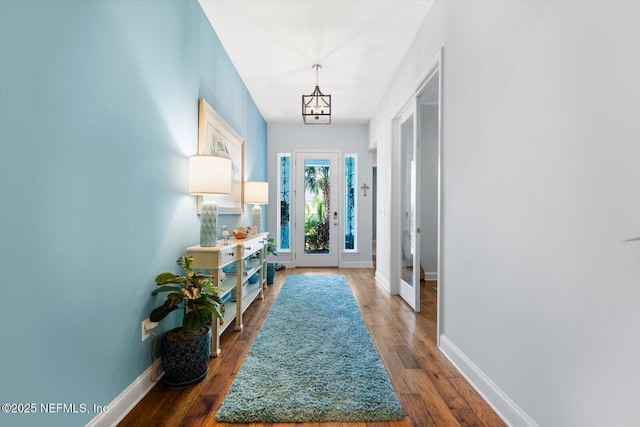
[197,97,244,214]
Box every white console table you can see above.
[187,232,268,356]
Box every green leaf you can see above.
[149,304,179,322]
[165,293,183,305]
[205,294,223,305]
[155,272,178,284]
[183,311,203,332]
[191,294,208,304]
[199,307,212,321]
[184,256,192,269]
[177,256,187,269]
[205,305,223,321]
[151,285,181,295]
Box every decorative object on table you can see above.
[216,275,404,422]
[149,256,223,388]
[266,237,277,285]
[189,155,231,247]
[233,226,249,239]
[302,64,331,124]
[197,97,245,215]
[244,181,268,233]
[221,225,230,245]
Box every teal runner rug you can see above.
[216,274,405,423]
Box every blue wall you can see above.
[0,1,266,425]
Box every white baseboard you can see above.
[340,260,374,268]
[439,336,537,427]
[85,360,163,427]
[375,270,392,293]
[425,272,438,281]
[274,261,294,268]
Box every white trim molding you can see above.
[273,260,295,269]
[85,360,162,427]
[439,335,538,427]
[339,260,373,268]
[425,272,438,281]
[375,270,392,294]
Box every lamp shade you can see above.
[244,181,269,204]
[189,155,231,195]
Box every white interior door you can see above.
[294,151,340,267]
[398,103,421,311]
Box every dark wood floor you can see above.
[120,268,505,427]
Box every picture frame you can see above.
[197,97,244,215]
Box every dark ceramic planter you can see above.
[267,263,276,285]
[161,327,211,388]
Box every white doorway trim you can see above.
[390,48,444,344]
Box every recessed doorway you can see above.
[392,54,442,326]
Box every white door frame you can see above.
[390,49,444,343]
[292,150,342,267]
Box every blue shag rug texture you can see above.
[216,274,405,423]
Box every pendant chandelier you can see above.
[302,64,331,124]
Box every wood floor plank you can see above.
[394,345,422,369]
[401,369,462,427]
[450,377,507,427]
[450,408,486,427]
[399,393,437,426]
[119,268,505,427]
[415,355,470,410]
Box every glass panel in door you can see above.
[398,105,420,311]
[304,159,331,254]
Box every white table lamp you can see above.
[189,155,231,246]
[244,181,268,233]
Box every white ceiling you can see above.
[198,0,433,124]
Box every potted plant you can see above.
[266,237,278,285]
[150,255,223,388]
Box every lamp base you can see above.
[200,201,218,247]
[252,205,262,233]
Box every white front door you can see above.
[294,151,340,267]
